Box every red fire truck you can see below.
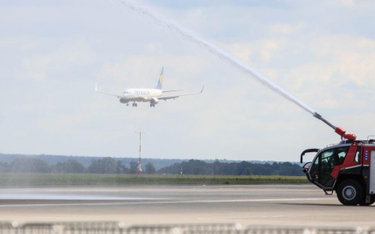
[301,137,375,205]
[300,113,375,205]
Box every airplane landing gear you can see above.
[150,103,155,107]
[132,103,138,107]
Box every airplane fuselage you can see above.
[119,89,162,104]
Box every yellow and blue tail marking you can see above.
[155,67,163,90]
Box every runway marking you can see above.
[0,197,336,208]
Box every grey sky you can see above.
[1,0,374,162]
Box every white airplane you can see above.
[95,67,204,107]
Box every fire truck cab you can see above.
[301,137,375,205]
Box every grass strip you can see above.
[0,173,308,187]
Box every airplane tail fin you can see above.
[155,67,163,90]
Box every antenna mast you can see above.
[135,131,146,175]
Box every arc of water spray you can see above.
[118,0,356,140]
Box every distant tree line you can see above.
[0,157,303,176]
[0,157,156,175]
[158,159,304,176]
[0,154,184,170]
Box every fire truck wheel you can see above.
[337,180,364,206]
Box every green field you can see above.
[0,173,308,186]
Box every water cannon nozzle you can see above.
[335,127,346,135]
[335,127,356,141]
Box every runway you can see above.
[0,184,374,228]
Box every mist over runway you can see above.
[0,185,374,228]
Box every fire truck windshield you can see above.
[310,149,340,188]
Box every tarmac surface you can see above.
[0,184,374,228]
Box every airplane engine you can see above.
[150,97,159,104]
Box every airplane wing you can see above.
[162,89,184,93]
[95,83,122,98]
[159,85,204,101]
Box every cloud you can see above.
[310,35,375,88]
[22,55,54,81]
[326,0,357,8]
[18,38,94,81]
[224,38,286,65]
[320,99,339,109]
[0,38,35,51]
[269,22,305,35]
